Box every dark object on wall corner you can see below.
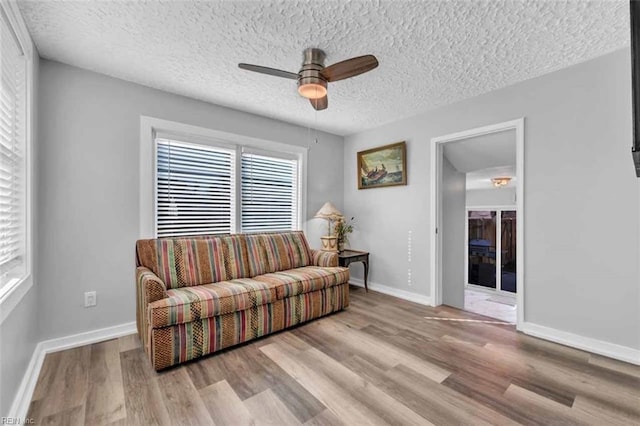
[630,0,640,177]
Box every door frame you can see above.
[466,206,517,297]
[429,118,525,329]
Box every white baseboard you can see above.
[37,321,137,354]
[520,322,640,366]
[8,321,137,420]
[7,340,45,422]
[349,278,433,306]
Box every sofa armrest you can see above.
[311,249,339,267]
[136,267,168,348]
[137,267,167,302]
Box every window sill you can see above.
[0,274,33,325]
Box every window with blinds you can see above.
[241,152,298,233]
[0,15,27,294]
[155,138,301,237]
[156,139,235,237]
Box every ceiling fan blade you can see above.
[322,55,378,82]
[238,63,299,80]
[310,96,328,111]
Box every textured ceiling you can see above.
[443,129,516,190]
[444,129,516,174]
[19,0,629,136]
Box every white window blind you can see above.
[0,16,27,293]
[156,139,235,237]
[241,151,298,233]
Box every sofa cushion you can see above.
[136,237,228,289]
[148,278,278,328]
[245,232,313,275]
[253,266,350,298]
[244,233,271,276]
[219,235,252,280]
[136,234,253,289]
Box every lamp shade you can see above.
[314,202,343,220]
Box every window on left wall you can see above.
[0,9,29,299]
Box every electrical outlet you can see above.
[84,291,97,308]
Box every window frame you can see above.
[0,0,35,324]
[140,116,307,238]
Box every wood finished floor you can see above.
[28,286,640,425]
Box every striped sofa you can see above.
[136,231,350,370]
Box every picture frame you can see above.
[357,141,407,189]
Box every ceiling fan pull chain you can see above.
[315,108,319,144]
[307,116,312,150]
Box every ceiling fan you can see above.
[238,48,379,111]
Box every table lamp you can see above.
[314,201,343,252]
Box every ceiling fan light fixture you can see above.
[297,81,327,99]
[239,47,378,110]
[491,177,512,187]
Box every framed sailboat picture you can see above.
[357,141,407,189]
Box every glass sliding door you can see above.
[467,211,497,289]
[500,210,517,293]
[467,208,517,294]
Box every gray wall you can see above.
[0,51,40,417]
[344,48,640,350]
[466,188,516,207]
[37,60,344,340]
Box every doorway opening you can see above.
[429,119,524,328]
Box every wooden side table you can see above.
[338,249,369,292]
